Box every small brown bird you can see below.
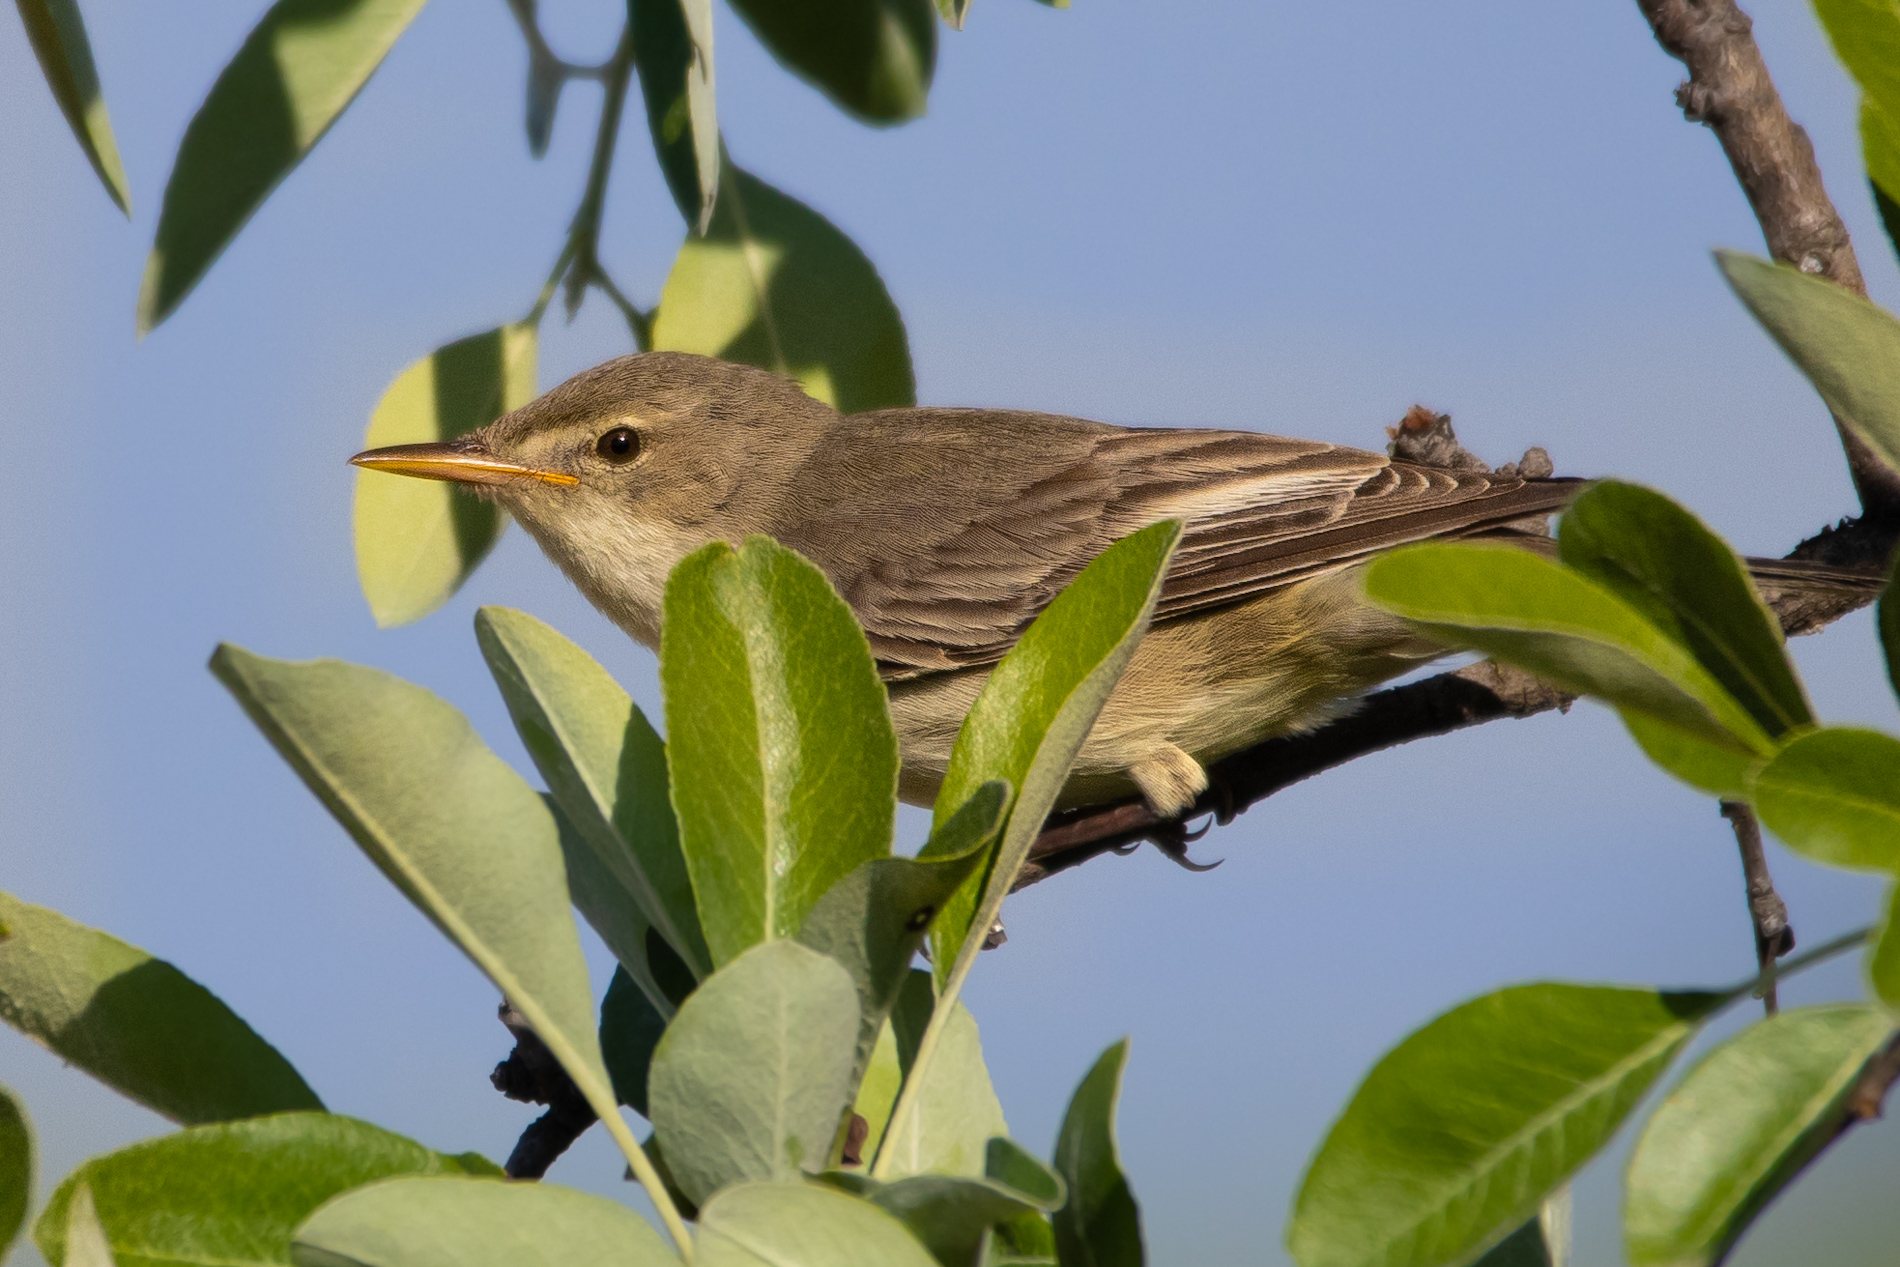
[354,351,1587,815]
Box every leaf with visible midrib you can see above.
[139,0,431,332]
[17,0,130,213]
[1750,727,1900,874]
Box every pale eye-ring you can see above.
[596,427,639,464]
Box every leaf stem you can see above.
[1721,924,1871,1007]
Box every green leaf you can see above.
[934,0,971,28]
[1864,98,1900,216]
[1470,1196,1569,1267]
[1288,984,1720,1267]
[1873,883,1900,1011]
[16,0,130,213]
[698,1182,941,1267]
[1750,727,1900,873]
[0,888,321,1124]
[1878,548,1900,710]
[853,1020,905,1162]
[34,1113,497,1267]
[138,0,431,332]
[1363,544,1772,755]
[602,965,669,1118]
[631,0,719,233]
[1624,1004,1896,1267]
[827,1163,1061,1267]
[1557,481,1810,739]
[1717,250,1900,478]
[1618,709,1757,797]
[660,537,898,967]
[985,1138,1064,1210]
[354,326,537,628]
[876,988,1007,1180]
[1814,0,1900,149]
[546,794,673,1016]
[926,522,1182,990]
[646,940,861,1205]
[651,157,915,413]
[477,606,708,981]
[797,783,1005,1109]
[207,646,673,1225]
[1052,1040,1143,1267]
[725,0,934,124]
[0,1083,28,1265]
[292,1174,679,1266]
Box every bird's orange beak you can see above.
[349,439,578,487]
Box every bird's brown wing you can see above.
[775,410,1580,680]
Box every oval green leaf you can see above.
[725,0,934,124]
[1716,250,1900,478]
[1624,1003,1897,1267]
[660,536,898,967]
[1289,984,1720,1267]
[1618,709,1758,797]
[1363,543,1771,755]
[0,888,321,1124]
[1558,481,1810,738]
[138,0,431,331]
[1879,549,1900,710]
[602,964,670,1119]
[1750,727,1900,873]
[34,1113,496,1267]
[647,940,860,1204]
[631,0,719,232]
[1873,883,1900,1012]
[17,0,130,213]
[355,326,537,628]
[875,992,1007,1180]
[0,1084,28,1265]
[477,606,708,982]
[292,1174,679,1266]
[698,1182,940,1267]
[651,158,914,414]
[1052,1039,1144,1267]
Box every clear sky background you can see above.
[5,1,1900,1263]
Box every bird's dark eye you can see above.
[596,427,640,464]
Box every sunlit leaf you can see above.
[16,0,130,213]
[34,1113,496,1267]
[293,1174,678,1266]
[660,537,898,967]
[139,0,431,331]
[647,940,860,1204]
[1750,727,1900,873]
[1053,1040,1143,1267]
[631,0,719,232]
[354,326,537,628]
[0,889,321,1124]
[0,1083,28,1265]
[697,1182,940,1267]
[1289,985,1719,1267]
[876,989,1007,1180]
[1624,1004,1896,1267]
[726,0,934,124]
[652,157,914,413]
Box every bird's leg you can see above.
[1128,741,1209,818]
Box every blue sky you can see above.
[5,1,1900,1263]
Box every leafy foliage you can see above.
[15,0,128,213]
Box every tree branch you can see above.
[491,1001,596,1179]
[1633,0,1900,519]
[1719,800,1793,1014]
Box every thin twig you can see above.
[1719,801,1793,1014]
[1633,0,1900,519]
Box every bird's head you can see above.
[350,350,836,644]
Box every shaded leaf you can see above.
[1866,99,1900,239]
[698,1182,940,1267]
[292,1174,678,1266]
[1363,544,1772,755]
[726,0,934,124]
[1624,1004,1896,1267]
[0,888,321,1124]
[355,326,536,628]
[1879,547,1900,710]
[524,39,562,158]
[208,647,664,1202]
[34,1113,496,1267]
[1618,709,1756,797]
[1472,1193,1569,1267]
[877,989,1007,1179]
[1289,985,1719,1267]
[1558,481,1809,738]
[1874,883,1900,1011]
[934,0,971,28]
[0,1084,27,1265]
[660,537,898,967]
[602,965,669,1119]
[798,782,1005,1105]
[647,940,860,1205]
[16,0,130,213]
[1717,250,1900,478]
[1750,727,1900,873]
[631,0,719,232]
[478,606,708,980]
[139,0,430,331]
[925,522,1181,991]
[827,1165,1059,1267]
[547,794,672,1017]
[652,157,914,413]
[1052,1040,1143,1267]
